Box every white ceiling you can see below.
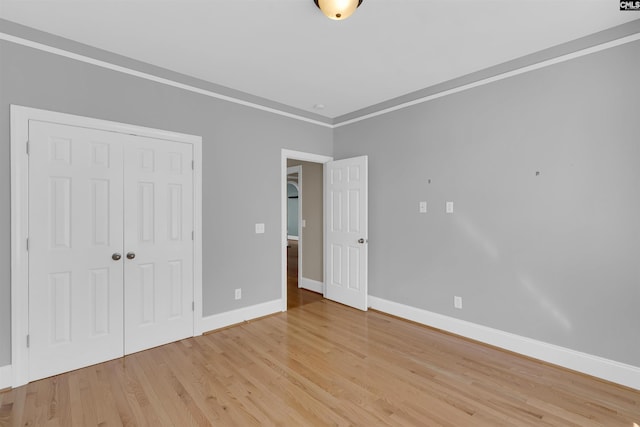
[0,0,637,119]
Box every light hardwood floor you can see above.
[1,244,638,425]
[287,240,323,310]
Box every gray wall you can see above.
[334,40,640,366]
[3,20,639,373]
[0,37,332,367]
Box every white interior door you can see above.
[28,121,126,380]
[324,156,368,311]
[123,136,194,354]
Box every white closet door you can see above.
[123,136,194,354]
[28,121,125,380]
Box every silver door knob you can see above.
[358,238,365,244]
[112,253,122,261]
[126,252,136,260]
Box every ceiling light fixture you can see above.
[314,0,363,20]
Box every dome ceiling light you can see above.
[314,0,363,20]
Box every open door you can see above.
[324,156,368,311]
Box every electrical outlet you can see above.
[235,288,242,300]
[419,201,427,213]
[454,296,462,309]
[255,223,265,234]
[446,201,454,213]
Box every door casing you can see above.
[10,105,203,387]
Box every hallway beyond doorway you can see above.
[287,240,323,309]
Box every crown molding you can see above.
[0,19,334,128]
[2,18,639,129]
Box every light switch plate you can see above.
[255,223,265,234]
[419,201,427,213]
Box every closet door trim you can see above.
[10,105,203,387]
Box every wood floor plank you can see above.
[0,300,640,427]
[2,295,639,425]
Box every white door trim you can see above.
[281,150,332,312]
[10,105,203,387]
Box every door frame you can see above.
[281,150,332,311]
[10,105,203,387]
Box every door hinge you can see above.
[192,301,195,312]
[192,160,194,170]
[26,334,30,348]
[192,230,194,241]
[26,237,29,251]
[26,141,30,155]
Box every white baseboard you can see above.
[0,365,12,390]
[299,277,323,293]
[368,296,640,390]
[198,299,283,334]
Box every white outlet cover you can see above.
[302,219,306,228]
[419,201,427,213]
[255,223,265,234]
[446,202,454,213]
[235,289,242,300]
[454,296,462,309]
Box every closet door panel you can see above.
[123,137,194,354]
[28,121,125,381]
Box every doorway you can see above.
[281,150,369,312]
[287,166,302,297]
[281,150,332,310]
[286,162,323,309]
